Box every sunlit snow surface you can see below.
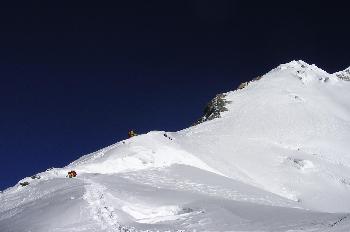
[1,60,350,231]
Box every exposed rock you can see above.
[20,182,29,187]
[194,75,265,126]
[335,67,350,81]
[252,76,262,81]
[238,76,263,90]
[31,175,41,180]
[194,93,231,125]
[238,82,249,89]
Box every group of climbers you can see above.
[67,170,77,178]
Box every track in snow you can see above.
[83,178,134,232]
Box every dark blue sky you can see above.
[1,1,349,190]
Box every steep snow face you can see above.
[1,60,350,231]
[177,60,350,212]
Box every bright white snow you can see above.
[1,60,350,231]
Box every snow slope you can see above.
[1,60,350,231]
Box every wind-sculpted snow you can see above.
[1,60,350,231]
[67,131,222,176]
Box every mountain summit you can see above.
[1,61,350,232]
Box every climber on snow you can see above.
[128,130,137,138]
[67,170,77,178]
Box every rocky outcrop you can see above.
[194,76,264,126]
[237,76,262,90]
[238,82,249,89]
[335,67,350,81]
[194,93,231,125]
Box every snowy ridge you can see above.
[335,66,350,81]
[1,60,350,231]
[66,131,223,176]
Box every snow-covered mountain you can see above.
[1,60,350,232]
